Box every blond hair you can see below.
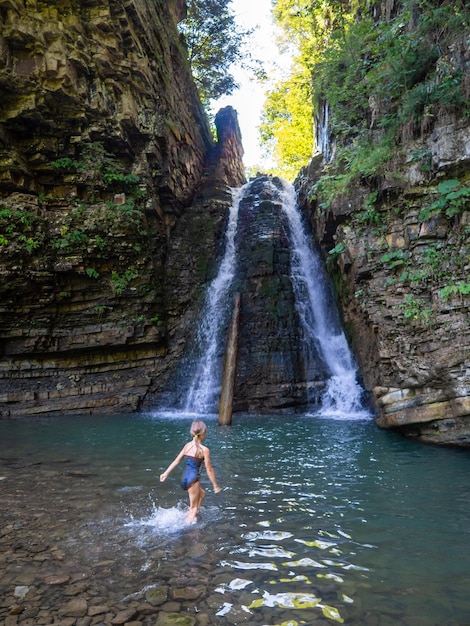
[190,420,207,454]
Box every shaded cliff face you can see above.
[0,0,245,417]
[145,175,328,413]
[0,0,210,206]
[296,115,470,446]
[233,177,327,411]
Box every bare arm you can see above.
[203,447,221,493]
[160,446,186,482]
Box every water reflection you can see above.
[1,412,470,625]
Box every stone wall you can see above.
[0,0,245,417]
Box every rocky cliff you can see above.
[3,0,468,450]
[297,102,470,445]
[233,177,328,412]
[0,0,245,417]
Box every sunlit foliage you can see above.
[259,67,314,181]
[263,0,470,185]
[259,0,349,178]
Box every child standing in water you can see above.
[160,420,221,523]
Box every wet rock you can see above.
[11,558,33,577]
[44,573,70,585]
[95,560,116,568]
[64,581,89,595]
[160,601,182,613]
[110,608,137,624]
[232,177,327,412]
[145,585,168,606]
[13,586,29,600]
[135,602,160,615]
[59,597,88,617]
[28,543,48,553]
[172,585,206,601]
[9,604,24,615]
[187,543,207,559]
[66,470,95,478]
[88,605,110,616]
[155,613,196,626]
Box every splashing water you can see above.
[125,503,188,536]
[278,181,366,417]
[124,499,222,550]
[183,186,244,413]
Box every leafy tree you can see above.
[259,67,314,180]
[258,0,349,178]
[179,0,257,104]
[273,0,350,68]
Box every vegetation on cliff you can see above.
[0,139,161,318]
[254,0,470,442]
[262,0,470,181]
[262,0,470,324]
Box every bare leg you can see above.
[196,487,205,515]
[186,482,200,523]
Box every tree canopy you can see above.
[258,0,348,179]
[178,0,255,104]
[259,67,314,181]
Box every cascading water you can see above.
[183,186,244,413]
[181,176,366,417]
[314,100,334,163]
[278,180,365,416]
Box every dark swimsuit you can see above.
[181,455,204,490]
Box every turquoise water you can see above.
[1,412,470,624]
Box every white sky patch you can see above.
[210,0,291,170]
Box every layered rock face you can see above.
[0,0,245,417]
[297,115,470,446]
[145,176,328,413]
[233,177,327,412]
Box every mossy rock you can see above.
[155,613,196,626]
[145,584,168,606]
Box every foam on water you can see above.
[124,500,222,547]
[312,404,372,421]
[125,503,189,534]
[145,409,219,422]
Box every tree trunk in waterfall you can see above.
[218,293,241,425]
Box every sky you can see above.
[209,0,290,170]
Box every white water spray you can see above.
[183,186,244,413]
[279,181,365,417]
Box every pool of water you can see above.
[1,411,469,625]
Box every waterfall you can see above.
[180,176,366,418]
[278,180,365,417]
[183,186,244,413]
[314,100,334,163]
